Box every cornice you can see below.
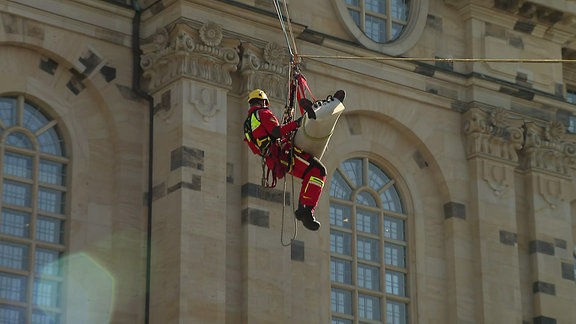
[449,0,576,44]
[1,0,134,40]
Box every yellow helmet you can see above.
[247,89,269,105]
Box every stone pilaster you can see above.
[463,106,524,323]
[141,21,239,323]
[520,120,576,324]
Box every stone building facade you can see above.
[0,0,575,323]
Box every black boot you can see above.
[295,204,321,231]
[299,98,317,120]
[333,90,346,103]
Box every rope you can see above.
[280,0,298,58]
[279,116,299,246]
[298,54,576,63]
[273,0,308,247]
[280,172,298,246]
[273,0,296,59]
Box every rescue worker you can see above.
[243,89,345,231]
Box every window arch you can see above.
[334,0,429,55]
[330,158,410,324]
[0,96,68,324]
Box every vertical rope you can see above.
[273,0,303,246]
[281,0,298,57]
[273,0,294,59]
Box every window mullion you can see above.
[16,96,24,127]
[27,148,41,319]
[25,246,34,324]
[352,203,359,321]
[34,120,57,137]
[386,0,393,41]
[360,0,366,32]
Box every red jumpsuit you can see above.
[244,105,326,210]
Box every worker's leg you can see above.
[290,150,326,231]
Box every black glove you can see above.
[299,98,317,120]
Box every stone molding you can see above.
[463,106,576,177]
[140,22,240,93]
[445,0,568,23]
[238,41,290,101]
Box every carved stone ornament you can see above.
[544,121,566,143]
[199,22,222,47]
[190,86,221,121]
[522,121,568,174]
[238,42,289,101]
[140,22,240,93]
[537,174,565,209]
[482,159,511,197]
[463,106,576,177]
[463,106,523,162]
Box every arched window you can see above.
[0,96,68,324]
[344,0,410,43]
[334,0,429,55]
[330,158,409,324]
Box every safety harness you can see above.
[243,107,283,188]
[243,108,271,156]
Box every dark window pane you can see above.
[0,272,27,302]
[386,300,407,324]
[23,103,50,133]
[341,158,363,187]
[330,171,353,200]
[39,160,66,186]
[368,162,390,191]
[38,188,65,214]
[0,241,28,270]
[331,288,353,315]
[380,186,403,212]
[35,249,61,276]
[357,264,380,290]
[365,0,386,14]
[37,128,63,156]
[331,230,352,255]
[384,216,405,240]
[358,294,381,320]
[330,203,352,228]
[356,209,379,234]
[385,243,406,267]
[36,216,63,244]
[392,0,410,20]
[3,152,33,179]
[331,257,352,284]
[6,132,33,149]
[366,15,387,42]
[1,209,31,238]
[356,191,377,207]
[2,181,32,207]
[0,98,17,128]
[0,305,26,324]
